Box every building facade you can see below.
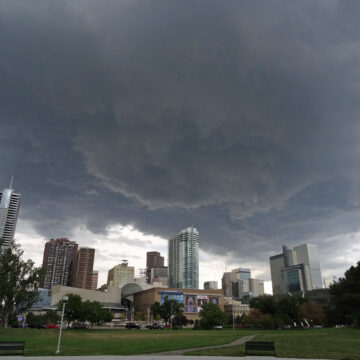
[107,260,135,288]
[150,266,168,286]
[270,243,323,295]
[0,179,21,253]
[91,271,99,290]
[41,238,78,289]
[133,287,224,322]
[168,226,199,289]
[146,251,164,283]
[72,247,95,290]
[204,281,218,290]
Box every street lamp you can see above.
[56,296,68,355]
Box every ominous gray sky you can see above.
[1,0,360,288]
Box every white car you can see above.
[214,325,223,330]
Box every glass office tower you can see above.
[168,226,199,289]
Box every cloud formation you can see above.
[1,0,360,283]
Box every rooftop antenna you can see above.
[9,175,14,190]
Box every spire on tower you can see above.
[9,175,14,189]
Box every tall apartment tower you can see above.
[72,247,95,290]
[0,177,21,253]
[41,238,78,289]
[270,243,323,295]
[168,226,199,289]
[146,251,164,283]
[91,271,99,290]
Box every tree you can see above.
[151,297,183,324]
[0,241,43,328]
[277,294,306,324]
[59,295,112,327]
[299,301,323,325]
[243,308,264,326]
[250,295,277,315]
[199,302,226,329]
[172,314,188,328]
[58,294,83,325]
[329,261,360,327]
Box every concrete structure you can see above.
[204,281,218,290]
[168,226,199,289]
[41,238,78,289]
[133,287,224,322]
[107,260,135,288]
[50,285,122,306]
[150,266,168,286]
[91,271,99,290]
[0,178,21,253]
[72,247,95,290]
[270,243,323,295]
[146,251,164,283]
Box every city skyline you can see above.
[2,1,360,291]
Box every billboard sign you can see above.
[159,291,184,304]
[185,295,197,313]
[209,297,219,305]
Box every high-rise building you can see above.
[0,178,21,253]
[72,247,95,290]
[204,281,218,290]
[107,260,135,288]
[222,272,237,297]
[168,226,199,289]
[146,251,164,283]
[270,243,323,295]
[91,271,99,290]
[232,268,251,280]
[41,238,78,289]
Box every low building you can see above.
[224,297,250,318]
[133,287,224,322]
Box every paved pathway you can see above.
[147,334,258,355]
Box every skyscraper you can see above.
[0,177,21,253]
[72,247,95,290]
[168,226,199,289]
[41,238,78,289]
[91,271,99,290]
[146,251,164,283]
[270,243,323,295]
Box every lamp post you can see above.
[56,296,68,355]
[170,301,173,330]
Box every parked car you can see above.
[214,325,223,330]
[146,323,164,330]
[125,322,141,329]
[235,324,245,329]
[44,324,59,329]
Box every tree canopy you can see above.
[58,294,113,327]
[199,302,226,329]
[329,261,360,327]
[0,241,43,328]
[150,297,183,324]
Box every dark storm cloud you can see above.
[1,0,360,278]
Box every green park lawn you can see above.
[0,327,359,358]
[0,327,243,356]
[187,328,360,359]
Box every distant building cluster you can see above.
[2,180,328,324]
[222,267,265,303]
[270,244,323,295]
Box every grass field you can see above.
[1,327,359,358]
[187,328,360,359]
[0,328,243,356]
